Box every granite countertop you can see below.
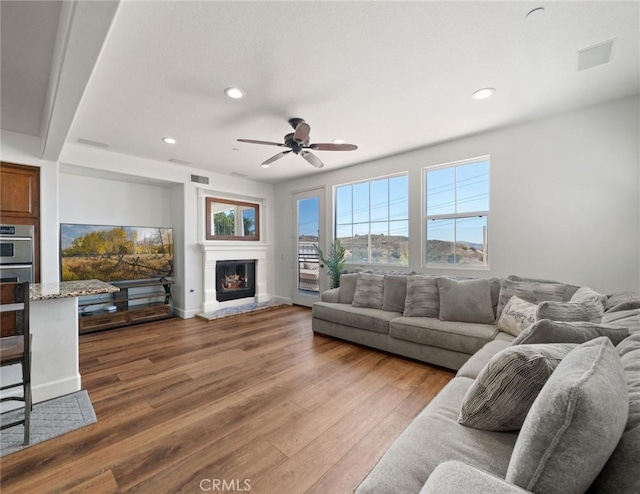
[30,279,119,301]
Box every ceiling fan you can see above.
[237,118,358,169]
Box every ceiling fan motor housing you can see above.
[284,133,305,154]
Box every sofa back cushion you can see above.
[497,277,566,319]
[512,319,629,346]
[382,275,408,313]
[437,277,496,324]
[507,275,580,301]
[338,273,358,304]
[506,337,628,494]
[403,276,439,318]
[352,273,385,310]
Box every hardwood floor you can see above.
[1,306,454,494]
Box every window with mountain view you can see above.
[424,157,489,267]
[336,174,409,265]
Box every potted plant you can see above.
[316,239,346,289]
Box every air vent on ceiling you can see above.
[229,171,248,178]
[190,174,209,185]
[77,138,109,148]
[577,39,615,72]
[168,158,192,166]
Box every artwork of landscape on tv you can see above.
[61,224,174,282]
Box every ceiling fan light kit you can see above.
[237,118,358,169]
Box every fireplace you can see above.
[216,260,256,302]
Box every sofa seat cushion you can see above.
[390,317,499,354]
[355,377,518,494]
[311,302,400,335]
[456,340,513,379]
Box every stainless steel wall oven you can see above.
[0,224,34,283]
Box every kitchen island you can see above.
[0,280,118,411]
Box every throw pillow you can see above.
[512,319,630,346]
[403,276,439,318]
[382,275,408,313]
[437,277,496,324]
[497,296,537,337]
[590,333,640,494]
[338,273,358,304]
[570,286,607,307]
[352,273,384,309]
[497,278,566,318]
[458,343,577,431]
[506,338,628,494]
[535,298,604,323]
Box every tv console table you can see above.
[78,278,173,334]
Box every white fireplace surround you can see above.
[201,243,270,313]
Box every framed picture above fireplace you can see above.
[205,197,260,241]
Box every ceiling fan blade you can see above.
[237,139,286,147]
[293,122,311,143]
[308,143,358,151]
[301,151,324,169]
[262,150,291,166]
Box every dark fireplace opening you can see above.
[216,260,256,302]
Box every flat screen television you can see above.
[60,224,174,282]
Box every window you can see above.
[424,157,489,267]
[335,174,409,265]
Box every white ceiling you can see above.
[2,1,639,185]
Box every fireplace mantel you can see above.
[200,243,270,312]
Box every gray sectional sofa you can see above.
[311,272,640,493]
[312,273,578,370]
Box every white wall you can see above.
[58,173,172,226]
[0,131,60,282]
[274,95,640,297]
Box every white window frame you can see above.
[422,156,490,269]
[334,172,410,267]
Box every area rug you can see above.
[196,300,284,321]
[0,389,97,457]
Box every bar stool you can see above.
[0,281,32,445]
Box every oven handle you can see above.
[0,264,33,268]
[0,237,33,241]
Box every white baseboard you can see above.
[273,296,292,305]
[174,307,200,319]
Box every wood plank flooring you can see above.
[0,306,454,494]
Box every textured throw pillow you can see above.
[497,296,537,337]
[458,343,577,431]
[512,319,630,346]
[535,298,604,323]
[403,276,439,318]
[338,273,358,304]
[352,273,384,309]
[437,277,496,323]
[497,278,566,318]
[382,275,408,313]
[506,338,628,494]
[570,286,607,307]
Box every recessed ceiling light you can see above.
[332,139,346,144]
[471,88,495,100]
[224,87,245,99]
[261,163,270,169]
[526,7,546,20]
[162,137,177,144]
